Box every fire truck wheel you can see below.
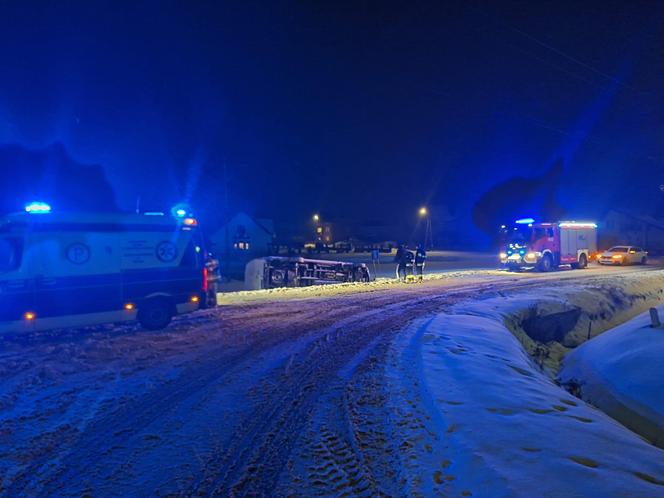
[578,254,588,269]
[538,254,553,272]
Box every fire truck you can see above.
[499,219,598,271]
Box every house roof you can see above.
[214,212,275,237]
[254,218,275,236]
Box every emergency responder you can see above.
[394,244,413,281]
[415,243,427,281]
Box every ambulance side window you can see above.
[0,237,22,272]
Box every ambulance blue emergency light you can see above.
[24,201,51,214]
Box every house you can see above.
[601,210,664,254]
[210,212,276,278]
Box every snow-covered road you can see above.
[1,264,663,496]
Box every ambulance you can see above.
[0,203,209,333]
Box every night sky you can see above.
[1,1,663,243]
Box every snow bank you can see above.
[451,269,664,371]
[394,314,664,496]
[558,304,664,448]
[216,268,503,305]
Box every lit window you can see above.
[233,241,250,250]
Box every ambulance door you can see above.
[34,228,123,320]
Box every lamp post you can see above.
[313,214,322,243]
[419,206,432,249]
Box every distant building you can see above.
[315,222,333,244]
[601,210,664,253]
[210,212,276,278]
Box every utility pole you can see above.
[425,215,433,249]
[223,159,230,280]
[419,207,433,249]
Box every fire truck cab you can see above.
[499,219,597,272]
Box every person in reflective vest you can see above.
[415,244,426,281]
[394,244,413,281]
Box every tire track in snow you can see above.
[195,282,537,496]
[193,295,458,496]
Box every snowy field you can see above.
[1,264,664,495]
[306,249,499,278]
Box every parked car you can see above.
[598,246,648,265]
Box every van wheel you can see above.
[641,257,647,265]
[138,298,173,330]
[538,254,553,272]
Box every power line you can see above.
[468,5,638,92]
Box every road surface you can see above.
[0,264,661,496]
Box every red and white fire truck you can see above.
[499,219,598,271]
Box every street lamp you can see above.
[418,206,432,249]
[313,213,320,222]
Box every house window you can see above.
[233,241,250,250]
[233,224,251,250]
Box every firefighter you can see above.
[394,244,412,281]
[415,243,427,281]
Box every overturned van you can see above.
[245,256,371,290]
[0,210,209,333]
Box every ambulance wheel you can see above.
[578,254,588,269]
[538,254,553,272]
[138,298,173,330]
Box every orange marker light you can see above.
[124,303,135,311]
[190,295,200,303]
[24,311,36,321]
[183,217,198,226]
